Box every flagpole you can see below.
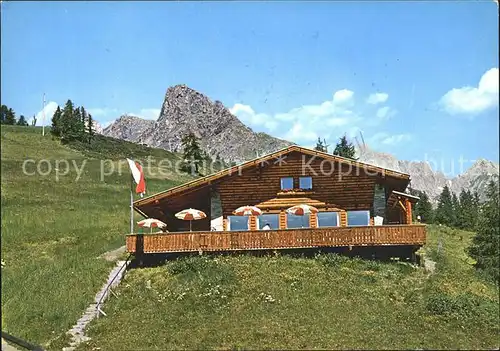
[130,175,134,234]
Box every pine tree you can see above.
[452,192,460,227]
[5,108,17,125]
[333,134,357,160]
[87,113,94,143]
[0,105,9,124]
[457,189,477,230]
[414,191,434,223]
[314,137,326,152]
[51,106,63,137]
[16,115,28,126]
[435,185,454,226]
[468,180,499,283]
[73,106,85,140]
[60,99,75,142]
[181,133,203,174]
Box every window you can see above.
[257,214,279,230]
[287,214,310,228]
[280,177,293,190]
[227,216,249,231]
[299,177,312,190]
[347,210,370,226]
[317,212,339,227]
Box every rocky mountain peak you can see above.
[103,85,292,161]
[102,114,154,143]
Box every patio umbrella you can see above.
[286,204,319,228]
[137,218,167,233]
[286,204,319,215]
[175,208,207,232]
[233,205,263,216]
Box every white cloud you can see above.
[31,101,58,126]
[370,132,412,146]
[284,122,318,142]
[333,89,354,105]
[366,93,389,105]
[376,106,397,120]
[439,67,499,115]
[230,89,363,144]
[87,107,118,117]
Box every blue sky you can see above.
[1,1,498,173]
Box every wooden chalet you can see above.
[127,146,426,258]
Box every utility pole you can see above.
[42,93,46,136]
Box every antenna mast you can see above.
[42,93,46,136]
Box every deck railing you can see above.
[126,225,426,254]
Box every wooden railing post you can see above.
[279,211,286,229]
[340,211,347,226]
[405,199,412,224]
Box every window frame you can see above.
[286,213,310,229]
[316,211,340,228]
[280,177,294,190]
[227,215,250,231]
[256,213,280,230]
[346,210,371,226]
[299,176,313,190]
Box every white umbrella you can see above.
[233,205,263,216]
[175,208,207,232]
[286,204,319,215]
[286,204,319,228]
[137,218,167,233]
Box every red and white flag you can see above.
[126,158,146,197]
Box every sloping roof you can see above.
[386,190,420,209]
[134,145,411,208]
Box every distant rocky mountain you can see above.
[450,159,499,202]
[102,115,154,143]
[102,85,292,163]
[357,146,499,203]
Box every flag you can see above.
[126,158,146,197]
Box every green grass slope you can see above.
[0,126,194,349]
[81,226,499,350]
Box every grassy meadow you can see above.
[80,225,499,350]
[0,125,193,349]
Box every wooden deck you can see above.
[126,225,426,254]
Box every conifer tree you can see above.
[435,185,454,226]
[181,132,203,174]
[333,134,357,160]
[51,106,62,137]
[0,105,9,124]
[73,106,84,140]
[314,137,326,152]
[60,99,75,142]
[468,180,499,283]
[452,192,460,227]
[457,189,477,230]
[5,108,16,125]
[87,113,94,143]
[414,191,434,223]
[16,115,28,126]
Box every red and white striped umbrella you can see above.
[286,204,319,216]
[175,208,207,231]
[137,218,167,233]
[233,205,262,216]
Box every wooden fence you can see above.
[126,225,426,254]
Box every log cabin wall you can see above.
[141,187,212,232]
[216,151,382,217]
